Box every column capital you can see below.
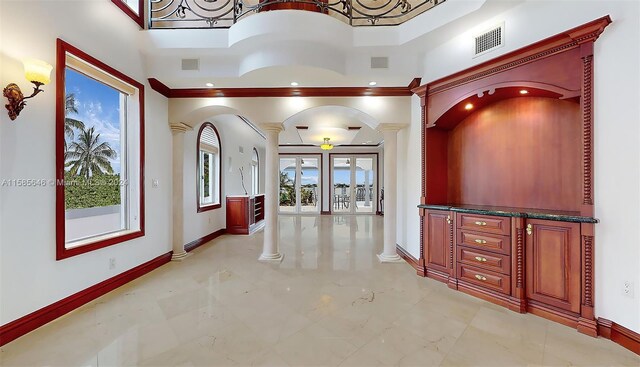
[169,122,193,134]
[260,122,284,133]
[377,123,408,133]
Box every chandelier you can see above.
[320,137,333,150]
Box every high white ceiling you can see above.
[148,0,524,144]
[280,105,382,146]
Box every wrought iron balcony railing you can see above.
[150,0,446,29]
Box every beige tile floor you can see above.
[1,215,638,366]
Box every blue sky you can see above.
[283,168,372,186]
[65,68,122,174]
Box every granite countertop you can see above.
[417,203,598,223]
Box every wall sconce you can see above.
[3,59,53,120]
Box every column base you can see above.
[259,253,285,263]
[377,253,404,263]
[171,251,190,261]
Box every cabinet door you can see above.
[425,210,452,274]
[226,197,249,234]
[525,219,581,313]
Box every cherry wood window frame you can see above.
[111,0,144,29]
[197,123,223,212]
[56,38,145,260]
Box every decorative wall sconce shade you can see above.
[3,59,53,120]
[320,137,333,150]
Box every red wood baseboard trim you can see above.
[0,251,172,347]
[321,211,331,215]
[185,228,227,252]
[396,244,420,272]
[598,318,640,355]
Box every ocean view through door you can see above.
[331,154,377,214]
[279,155,321,214]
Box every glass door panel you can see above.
[355,158,375,213]
[332,155,377,214]
[279,157,297,213]
[332,157,351,213]
[300,157,320,213]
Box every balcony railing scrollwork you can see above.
[150,0,446,29]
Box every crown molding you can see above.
[148,78,420,98]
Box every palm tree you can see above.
[66,127,117,179]
[64,94,85,140]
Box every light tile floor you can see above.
[1,215,638,366]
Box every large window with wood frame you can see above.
[197,123,222,211]
[56,39,144,260]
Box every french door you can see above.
[331,155,377,214]
[279,155,321,214]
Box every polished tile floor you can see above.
[1,216,638,366]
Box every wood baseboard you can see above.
[396,244,420,271]
[0,251,172,347]
[321,211,331,215]
[185,228,226,252]
[598,318,640,355]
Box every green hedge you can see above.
[64,173,122,209]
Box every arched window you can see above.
[251,148,259,196]
[197,123,222,212]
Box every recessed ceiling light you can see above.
[205,82,214,87]
[465,103,474,110]
[519,89,529,95]
[369,81,377,86]
[286,142,291,144]
[290,82,299,86]
[362,142,367,144]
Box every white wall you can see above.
[397,0,640,333]
[0,1,173,325]
[182,115,266,244]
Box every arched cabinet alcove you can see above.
[414,16,611,337]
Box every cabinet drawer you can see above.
[457,246,511,275]
[457,213,511,236]
[458,230,511,255]
[458,263,511,295]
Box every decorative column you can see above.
[170,122,192,261]
[259,123,284,262]
[377,123,408,263]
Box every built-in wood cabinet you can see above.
[424,210,451,276]
[526,219,581,314]
[415,17,611,337]
[226,195,265,235]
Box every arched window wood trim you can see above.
[197,122,222,212]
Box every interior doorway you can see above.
[330,154,377,214]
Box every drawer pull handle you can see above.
[474,256,487,262]
[446,215,451,225]
[474,239,487,244]
[526,224,533,236]
[474,221,487,226]
[475,274,487,281]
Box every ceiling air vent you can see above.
[474,23,504,58]
[181,58,200,71]
[370,57,389,69]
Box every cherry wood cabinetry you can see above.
[226,195,265,235]
[526,219,581,313]
[415,17,611,337]
[423,210,452,278]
